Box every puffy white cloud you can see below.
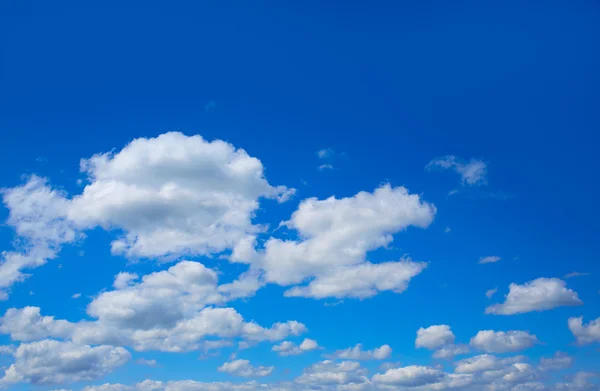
[0,339,130,385]
[538,352,573,371]
[568,317,600,345]
[416,325,455,350]
[67,132,293,259]
[479,256,501,264]
[248,184,434,291]
[272,338,319,356]
[113,272,139,289]
[454,354,516,374]
[0,176,77,298]
[470,330,539,353]
[295,360,369,387]
[0,263,306,353]
[0,306,74,342]
[372,365,444,387]
[283,258,427,299]
[426,155,488,186]
[432,344,470,359]
[485,278,583,315]
[218,359,274,377]
[330,344,392,360]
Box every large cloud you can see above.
[470,330,539,353]
[0,339,130,385]
[68,132,293,259]
[485,278,582,315]
[233,184,435,299]
[568,317,600,345]
[0,261,307,353]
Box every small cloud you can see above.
[479,256,501,264]
[205,100,217,112]
[36,156,48,163]
[324,300,344,307]
[78,250,85,257]
[317,148,335,159]
[564,271,590,279]
[427,155,488,186]
[485,288,498,299]
[76,178,84,186]
[57,264,63,269]
[448,189,459,196]
[318,164,334,171]
[136,358,157,367]
[72,293,81,299]
[444,227,451,233]
[29,291,34,296]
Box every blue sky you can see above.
[0,1,599,391]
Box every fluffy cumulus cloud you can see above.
[234,184,435,299]
[295,360,369,387]
[485,278,583,315]
[372,365,445,387]
[0,339,130,385]
[330,344,392,360]
[426,155,488,186]
[470,330,539,353]
[0,262,306,353]
[0,176,77,299]
[68,132,294,259]
[568,317,600,345]
[272,338,319,356]
[416,325,455,350]
[218,359,274,377]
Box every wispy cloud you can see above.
[426,155,487,186]
[564,271,590,279]
[485,287,498,299]
[479,256,501,264]
[317,148,335,159]
[318,164,334,171]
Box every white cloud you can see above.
[564,271,590,279]
[372,365,444,387]
[454,354,508,374]
[272,338,319,356]
[479,256,501,264]
[82,384,131,391]
[317,148,335,159]
[568,317,600,345]
[470,330,539,353]
[556,372,599,391]
[0,306,74,342]
[433,344,470,359]
[485,288,498,299]
[486,278,583,315]
[330,343,392,360]
[416,325,455,350]
[218,359,274,377]
[318,164,334,171]
[295,360,369,387]
[283,258,427,299]
[236,184,434,299]
[72,293,82,299]
[0,262,306,353]
[426,155,488,186]
[0,176,77,298]
[113,272,139,289]
[0,339,130,385]
[66,132,294,260]
[538,352,573,371]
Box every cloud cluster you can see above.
[329,344,392,360]
[272,338,319,356]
